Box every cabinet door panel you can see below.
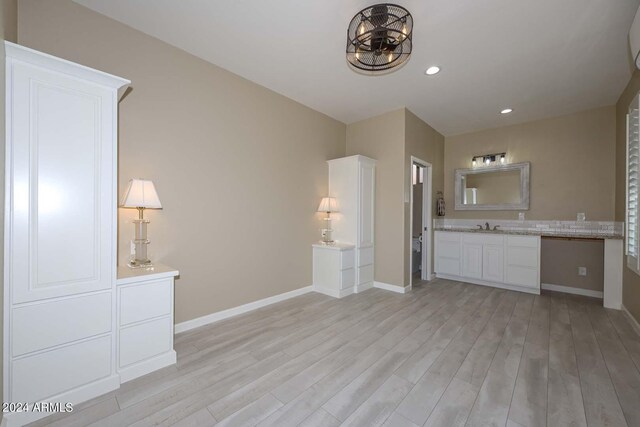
[482,245,504,282]
[436,258,460,276]
[9,62,114,303]
[462,244,483,279]
[358,162,375,247]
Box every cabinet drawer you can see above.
[120,279,172,326]
[340,268,355,289]
[119,317,172,367]
[436,232,461,242]
[12,292,111,357]
[341,250,355,270]
[462,233,504,246]
[358,246,374,266]
[358,264,374,284]
[507,235,539,248]
[12,335,111,402]
[436,258,460,276]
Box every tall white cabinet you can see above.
[3,42,129,426]
[328,155,376,293]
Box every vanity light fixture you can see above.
[471,152,507,167]
[500,108,513,114]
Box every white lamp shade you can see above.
[317,197,339,213]
[120,179,162,209]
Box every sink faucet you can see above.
[485,222,490,230]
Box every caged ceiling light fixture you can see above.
[346,4,413,74]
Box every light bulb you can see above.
[425,66,441,75]
[472,158,477,167]
[485,157,491,165]
[500,155,505,164]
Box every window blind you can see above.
[628,99,640,262]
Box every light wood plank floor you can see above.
[28,279,640,427]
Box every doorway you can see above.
[410,157,432,288]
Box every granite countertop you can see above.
[434,227,623,240]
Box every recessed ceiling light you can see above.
[425,66,440,75]
[500,108,513,114]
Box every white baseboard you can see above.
[622,305,640,336]
[541,283,603,299]
[313,285,354,299]
[119,350,177,383]
[436,274,540,295]
[355,282,374,293]
[374,281,410,294]
[175,286,313,333]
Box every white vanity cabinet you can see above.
[435,231,541,294]
[3,42,129,426]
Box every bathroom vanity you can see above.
[435,230,540,294]
[434,226,623,308]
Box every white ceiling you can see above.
[75,0,640,136]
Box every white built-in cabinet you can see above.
[435,231,541,294]
[3,42,129,426]
[117,265,179,383]
[323,155,376,295]
[312,243,355,297]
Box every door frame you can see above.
[409,157,433,287]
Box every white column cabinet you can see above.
[3,42,129,426]
[327,155,376,293]
[435,231,540,294]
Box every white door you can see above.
[8,61,115,303]
[482,245,504,282]
[462,243,483,279]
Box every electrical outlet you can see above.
[578,267,587,276]
[577,213,586,222]
[518,212,525,221]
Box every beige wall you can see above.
[2,0,15,42]
[404,109,445,286]
[18,0,346,323]
[444,106,616,221]
[346,109,405,286]
[541,238,604,292]
[616,68,640,325]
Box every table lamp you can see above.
[120,179,162,268]
[317,197,339,244]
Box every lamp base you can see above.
[128,258,153,269]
